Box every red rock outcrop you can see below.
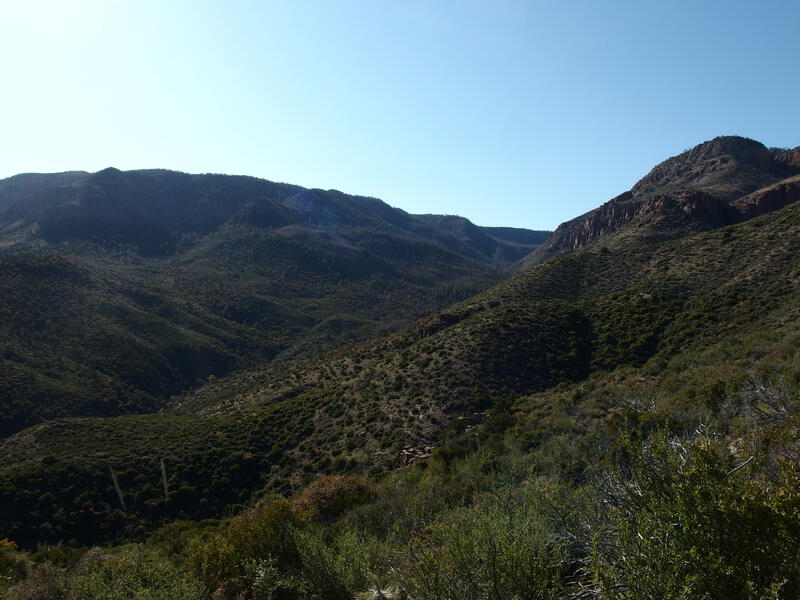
[774,147,800,169]
[552,197,640,252]
[521,138,800,267]
[734,177,800,220]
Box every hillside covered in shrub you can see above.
[2,136,800,599]
[0,169,546,437]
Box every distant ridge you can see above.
[0,168,547,263]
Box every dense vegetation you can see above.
[0,169,544,436]
[3,372,799,599]
[3,176,800,549]
[2,137,800,598]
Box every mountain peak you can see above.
[684,135,767,158]
[631,136,779,201]
[522,135,800,267]
[93,166,123,178]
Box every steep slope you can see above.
[0,169,546,437]
[525,136,800,265]
[3,190,799,546]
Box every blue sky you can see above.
[1,1,798,230]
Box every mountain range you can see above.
[1,135,799,551]
[0,169,547,437]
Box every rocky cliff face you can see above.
[734,176,800,220]
[529,190,739,263]
[774,147,800,169]
[640,190,741,227]
[539,192,638,254]
[523,137,800,266]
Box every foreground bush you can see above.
[292,475,374,524]
[7,545,203,600]
[589,432,800,600]
[390,482,566,600]
[187,496,300,599]
[1,539,32,596]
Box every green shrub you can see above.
[590,432,800,599]
[390,482,565,600]
[293,528,381,600]
[1,539,32,595]
[7,546,202,600]
[187,496,300,599]
[292,475,373,523]
[6,563,67,600]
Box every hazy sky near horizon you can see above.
[1,1,798,230]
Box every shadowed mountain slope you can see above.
[0,169,547,437]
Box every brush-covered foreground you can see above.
[3,371,800,599]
